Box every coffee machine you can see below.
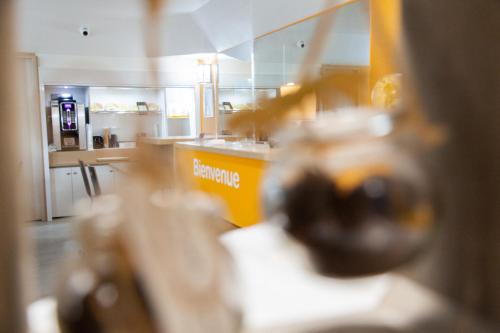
[51,94,87,151]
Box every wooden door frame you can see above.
[17,52,50,221]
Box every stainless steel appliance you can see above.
[51,95,87,151]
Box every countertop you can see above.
[174,140,276,161]
[140,136,197,146]
[141,135,241,146]
[49,148,136,168]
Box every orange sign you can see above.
[175,147,268,227]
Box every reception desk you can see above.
[174,140,276,227]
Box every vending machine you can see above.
[51,94,87,151]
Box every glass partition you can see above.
[87,85,197,144]
[217,45,255,137]
[216,0,402,139]
[253,0,372,116]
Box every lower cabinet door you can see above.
[94,165,116,195]
[111,163,131,190]
[50,168,74,218]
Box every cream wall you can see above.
[37,54,200,86]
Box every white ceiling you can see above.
[15,0,217,57]
[16,0,213,18]
[192,0,354,53]
[15,0,364,59]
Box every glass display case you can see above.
[87,86,197,145]
[89,87,164,114]
[89,87,165,143]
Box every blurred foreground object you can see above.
[0,0,26,332]
[222,223,496,333]
[57,196,155,333]
[402,0,500,326]
[57,191,241,333]
[371,74,402,110]
[263,110,435,277]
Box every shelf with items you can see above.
[218,87,278,112]
[90,110,162,115]
[90,101,162,113]
[219,109,253,114]
[89,87,164,111]
[48,85,200,141]
[88,86,165,141]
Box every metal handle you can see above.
[66,173,71,176]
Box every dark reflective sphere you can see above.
[281,169,433,277]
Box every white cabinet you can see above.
[94,163,132,192]
[112,163,132,189]
[94,165,115,195]
[50,168,74,218]
[51,163,133,217]
[71,167,91,209]
[51,167,92,218]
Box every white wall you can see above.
[37,54,201,87]
[91,113,161,142]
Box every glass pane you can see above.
[165,87,196,137]
[253,0,372,115]
[218,41,255,137]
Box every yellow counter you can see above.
[174,141,276,227]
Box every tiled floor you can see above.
[28,216,236,299]
[28,218,82,298]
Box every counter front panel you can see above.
[175,145,267,227]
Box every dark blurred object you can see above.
[402,0,500,326]
[93,136,104,149]
[78,160,92,199]
[284,172,429,277]
[136,101,148,112]
[57,197,157,333]
[109,134,119,148]
[263,110,436,277]
[88,166,101,196]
